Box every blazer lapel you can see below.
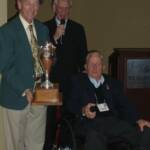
[34,20,41,45]
[15,16,33,57]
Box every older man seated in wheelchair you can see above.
[64,50,150,150]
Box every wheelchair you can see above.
[54,113,132,150]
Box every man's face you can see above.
[85,55,103,80]
[54,0,70,20]
[17,0,40,23]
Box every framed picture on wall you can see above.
[127,59,150,88]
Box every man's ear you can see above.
[17,0,21,10]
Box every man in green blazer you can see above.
[0,0,49,150]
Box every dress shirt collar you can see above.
[89,75,105,88]
[55,17,67,28]
[19,14,37,40]
[19,14,34,31]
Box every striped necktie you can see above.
[28,24,43,79]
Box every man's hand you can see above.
[137,119,150,132]
[25,89,34,103]
[54,25,65,41]
[82,103,96,119]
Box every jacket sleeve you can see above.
[77,25,88,72]
[0,27,33,97]
[0,28,15,73]
[112,80,140,124]
[66,75,84,116]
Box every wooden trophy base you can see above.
[33,83,62,106]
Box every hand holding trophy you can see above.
[33,42,62,105]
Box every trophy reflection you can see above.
[33,42,62,105]
[40,42,55,89]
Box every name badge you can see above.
[97,103,109,112]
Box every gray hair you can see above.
[51,0,72,7]
[86,50,103,64]
[17,0,43,4]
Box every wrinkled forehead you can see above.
[17,0,41,4]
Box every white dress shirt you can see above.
[89,75,104,88]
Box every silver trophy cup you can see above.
[39,42,56,89]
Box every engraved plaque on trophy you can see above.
[33,42,62,105]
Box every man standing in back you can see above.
[44,0,88,149]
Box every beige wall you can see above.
[7,0,150,71]
[0,0,7,148]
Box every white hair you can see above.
[52,0,72,7]
[85,50,103,66]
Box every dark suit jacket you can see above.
[0,15,49,110]
[45,18,87,93]
[67,73,140,124]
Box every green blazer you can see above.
[0,15,49,110]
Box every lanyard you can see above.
[94,93,106,104]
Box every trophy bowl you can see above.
[39,42,56,89]
[33,42,62,105]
